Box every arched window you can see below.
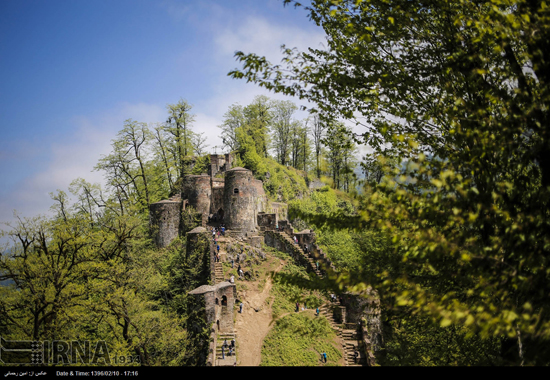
[221,295,227,306]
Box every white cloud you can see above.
[214,15,326,64]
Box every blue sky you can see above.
[0,0,327,225]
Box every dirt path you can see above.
[234,256,285,366]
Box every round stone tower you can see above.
[149,198,182,248]
[181,174,212,215]
[223,167,266,232]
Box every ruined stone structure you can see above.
[151,154,382,365]
[148,194,182,248]
[223,167,267,233]
[181,175,212,215]
[209,153,234,178]
[189,282,236,333]
[150,154,271,248]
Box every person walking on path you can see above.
[221,345,225,360]
[230,275,235,284]
[322,352,327,363]
[239,302,244,313]
[316,307,320,316]
[316,261,319,271]
[296,302,299,312]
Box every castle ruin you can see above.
[149,153,280,248]
[149,154,381,366]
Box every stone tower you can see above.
[181,174,212,215]
[223,167,266,233]
[149,196,182,248]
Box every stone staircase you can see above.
[216,332,237,366]
[214,262,224,283]
[319,304,342,337]
[277,231,323,277]
[341,328,365,366]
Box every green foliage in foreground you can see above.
[261,312,342,366]
[232,0,550,365]
[380,311,503,366]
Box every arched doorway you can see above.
[218,208,224,221]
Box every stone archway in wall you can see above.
[218,208,224,221]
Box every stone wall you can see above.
[149,199,181,248]
[268,202,288,221]
[209,153,234,177]
[257,213,276,230]
[211,186,224,217]
[182,175,212,215]
[264,230,311,270]
[224,167,266,232]
[294,230,315,247]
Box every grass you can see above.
[260,312,342,366]
[270,261,324,319]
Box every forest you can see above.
[2,0,550,366]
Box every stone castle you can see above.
[149,153,382,366]
[149,153,287,248]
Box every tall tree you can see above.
[324,123,356,190]
[152,123,176,192]
[310,113,326,178]
[219,104,245,152]
[243,95,272,158]
[119,119,151,206]
[271,100,298,166]
[166,99,196,179]
[290,119,311,172]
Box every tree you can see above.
[243,95,272,158]
[324,123,357,191]
[271,100,298,166]
[290,119,311,172]
[219,104,245,152]
[119,119,151,206]
[230,0,550,364]
[166,99,196,179]
[310,113,326,178]
[152,123,176,192]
